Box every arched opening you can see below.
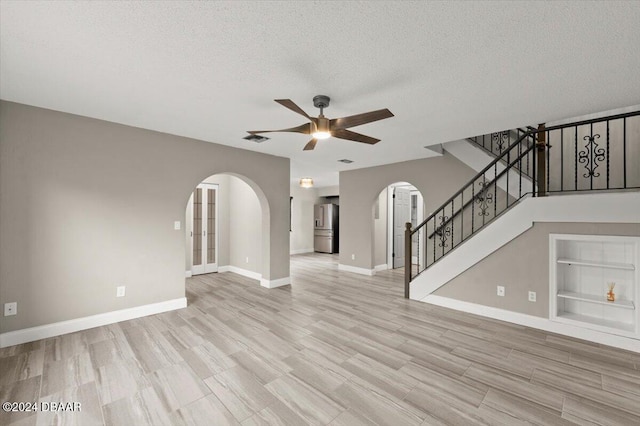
[184,172,271,284]
[372,181,424,273]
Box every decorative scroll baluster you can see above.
[475,177,493,216]
[436,215,451,247]
[577,133,605,179]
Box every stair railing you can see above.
[405,110,640,298]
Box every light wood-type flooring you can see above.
[1,253,639,425]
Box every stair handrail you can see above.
[405,109,640,298]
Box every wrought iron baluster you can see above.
[623,117,627,188]
[560,129,564,191]
[606,120,610,189]
[493,164,497,218]
[546,130,550,192]
[574,126,578,191]
[451,200,455,249]
[471,181,475,233]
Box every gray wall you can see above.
[373,188,388,267]
[339,153,477,270]
[0,101,290,333]
[229,176,262,273]
[435,222,640,317]
[290,184,319,254]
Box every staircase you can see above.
[404,111,640,298]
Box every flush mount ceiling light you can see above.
[247,95,394,151]
[299,177,314,188]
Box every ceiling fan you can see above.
[247,95,394,151]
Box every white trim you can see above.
[185,271,192,278]
[387,187,394,269]
[218,265,261,281]
[0,297,187,348]
[422,295,640,353]
[290,248,314,255]
[260,276,291,288]
[410,191,640,300]
[374,264,389,272]
[338,264,376,276]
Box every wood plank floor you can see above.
[1,252,639,425]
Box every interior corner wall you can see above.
[434,222,640,318]
[229,176,262,273]
[0,101,290,334]
[290,184,319,254]
[339,153,477,270]
[373,188,388,266]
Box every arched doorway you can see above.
[372,182,424,271]
[184,172,277,286]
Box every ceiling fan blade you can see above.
[330,108,394,130]
[275,99,312,119]
[332,129,380,145]
[248,122,312,135]
[303,138,318,151]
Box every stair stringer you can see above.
[410,190,640,301]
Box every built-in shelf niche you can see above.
[550,234,639,339]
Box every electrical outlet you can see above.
[528,291,537,302]
[351,254,355,260]
[497,286,505,297]
[4,302,17,316]
[174,221,181,230]
[246,257,249,263]
[116,286,126,297]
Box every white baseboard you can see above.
[218,265,261,281]
[219,265,290,288]
[422,295,640,353]
[0,297,187,348]
[338,264,376,276]
[185,271,192,278]
[261,276,291,288]
[374,264,389,272]
[290,248,314,255]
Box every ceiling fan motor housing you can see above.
[313,95,330,110]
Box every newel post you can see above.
[404,222,412,299]
[536,123,547,196]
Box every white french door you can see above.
[392,187,411,268]
[191,183,218,275]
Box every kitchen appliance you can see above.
[314,203,339,253]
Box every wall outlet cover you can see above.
[497,286,505,297]
[4,302,17,316]
[174,221,181,230]
[528,291,537,302]
[116,286,126,297]
[352,254,356,260]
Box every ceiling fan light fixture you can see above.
[312,117,331,140]
[312,131,331,140]
[299,177,314,188]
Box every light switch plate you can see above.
[497,286,505,297]
[174,221,181,230]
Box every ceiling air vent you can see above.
[338,159,353,164]
[243,134,270,143]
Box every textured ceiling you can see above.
[2,1,639,187]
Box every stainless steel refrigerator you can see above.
[314,203,339,253]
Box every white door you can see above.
[410,191,424,266]
[191,183,218,275]
[393,187,411,268]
